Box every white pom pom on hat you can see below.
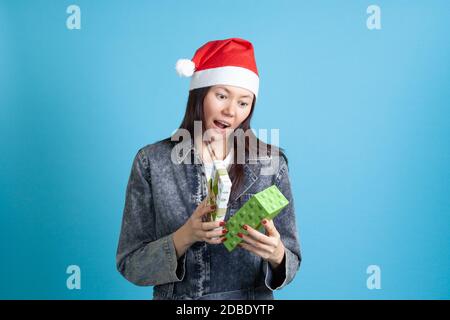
[175,59,195,77]
[175,38,259,98]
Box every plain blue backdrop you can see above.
[0,0,449,299]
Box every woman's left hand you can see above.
[238,219,285,269]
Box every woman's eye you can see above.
[239,102,248,108]
[216,93,227,100]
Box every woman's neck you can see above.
[212,140,226,158]
[196,138,231,163]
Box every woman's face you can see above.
[203,85,254,141]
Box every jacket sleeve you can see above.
[263,154,302,291]
[116,148,186,286]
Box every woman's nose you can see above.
[222,102,235,117]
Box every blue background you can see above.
[0,0,449,299]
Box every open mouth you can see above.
[213,120,231,130]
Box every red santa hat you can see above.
[175,38,259,98]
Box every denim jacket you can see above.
[116,137,301,300]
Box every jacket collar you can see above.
[170,138,261,203]
[172,138,196,165]
[231,163,258,203]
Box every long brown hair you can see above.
[173,86,284,199]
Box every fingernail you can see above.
[262,219,267,224]
[222,229,227,234]
[237,233,243,238]
[222,237,227,242]
[219,221,225,226]
[242,225,248,230]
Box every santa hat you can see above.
[175,38,259,98]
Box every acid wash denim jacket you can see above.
[116,137,301,300]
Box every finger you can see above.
[238,232,274,254]
[241,224,277,247]
[205,236,227,245]
[201,220,225,231]
[238,242,270,260]
[195,203,216,219]
[261,219,280,237]
[204,227,228,239]
[193,199,207,218]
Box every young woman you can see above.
[116,38,301,300]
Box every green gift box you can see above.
[223,185,289,252]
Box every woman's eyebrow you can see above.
[216,86,252,98]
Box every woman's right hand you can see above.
[184,198,228,245]
[173,199,228,259]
